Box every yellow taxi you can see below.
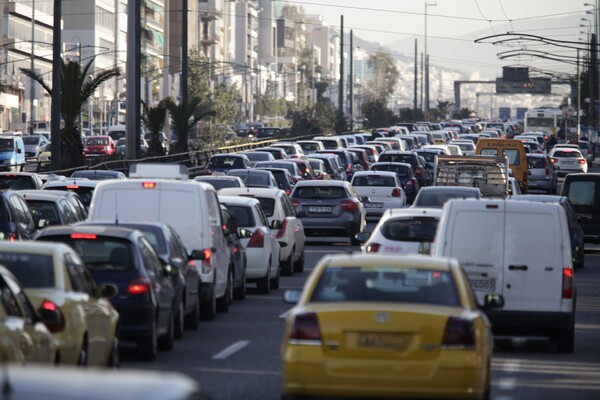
[0,266,58,364]
[281,253,500,400]
[0,242,120,367]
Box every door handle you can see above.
[508,265,528,271]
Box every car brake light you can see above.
[39,300,66,332]
[291,199,299,208]
[276,219,288,239]
[366,242,381,253]
[66,185,79,189]
[127,278,152,295]
[70,233,97,239]
[142,182,156,189]
[341,200,357,212]
[442,317,475,348]
[391,188,402,197]
[562,268,573,299]
[289,312,322,343]
[247,229,265,248]
[415,167,422,176]
[578,159,586,165]
[550,158,558,163]
[292,176,298,184]
[285,189,292,196]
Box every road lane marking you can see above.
[279,309,292,318]
[191,367,280,376]
[498,378,517,390]
[212,340,250,360]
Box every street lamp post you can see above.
[424,1,436,113]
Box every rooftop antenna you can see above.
[114,192,119,226]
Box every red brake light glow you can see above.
[66,185,79,189]
[70,233,97,240]
[391,188,402,197]
[562,268,573,299]
[247,229,265,248]
[341,200,357,212]
[41,300,57,312]
[365,243,380,253]
[142,182,156,189]
[127,278,152,295]
[442,317,475,348]
[291,199,299,208]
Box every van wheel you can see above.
[234,267,246,300]
[270,263,280,290]
[257,267,271,294]
[138,320,158,361]
[216,268,233,313]
[158,311,174,351]
[184,294,200,330]
[77,337,88,367]
[556,326,575,353]
[281,253,294,276]
[200,284,216,321]
[293,253,305,273]
[174,301,184,339]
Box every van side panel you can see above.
[561,175,600,242]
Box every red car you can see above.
[83,136,116,157]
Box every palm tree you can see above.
[20,58,119,170]
[141,99,168,157]
[165,97,214,154]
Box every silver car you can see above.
[526,154,558,194]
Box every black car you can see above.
[0,172,44,190]
[315,150,359,181]
[219,205,247,301]
[35,225,181,361]
[0,189,39,240]
[255,167,296,195]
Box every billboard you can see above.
[496,77,551,94]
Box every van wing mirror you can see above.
[189,249,207,261]
[270,220,283,230]
[238,228,253,239]
[283,289,302,304]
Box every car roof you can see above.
[43,179,100,188]
[37,224,143,239]
[218,187,285,198]
[195,175,243,181]
[218,195,261,207]
[371,162,412,168]
[293,180,350,188]
[352,170,399,178]
[318,253,456,272]
[509,194,565,204]
[384,207,443,218]
[419,186,480,193]
[0,241,73,255]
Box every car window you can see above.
[310,267,460,307]
[372,165,410,176]
[138,237,161,277]
[255,197,276,217]
[281,195,295,217]
[225,205,255,228]
[0,253,55,288]
[47,236,135,271]
[130,226,167,256]
[554,150,583,158]
[294,186,348,199]
[27,200,60,225]
[0,176,36,190]
[206,192,222,226]
[255,204,270,227]
[167,226,189,262]
[65,252,89,294]
[381,218,438,242]
[502,149,520,165]
[210,156,246,168]
[567,181,596,206]
[0,276,22,317]
[527,157,546,169]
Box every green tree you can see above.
[398,107,424,122]
[366,51,399,102]
[211,82,242,125]
[334,110,348,134]
[141,99,168,157]
[166,97,215,153]
[452,107,474,120]
[20,58,119,170]
[435,100,452,120]
[361,99,397,128]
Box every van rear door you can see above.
[441,201,505,304]
[503,202,565,312]
[561,174,600,243]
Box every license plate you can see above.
[211,172,226,176]
[365,202,383,208]
[469,279,496,292]
[308,206,332,213]
[357,333,408,350]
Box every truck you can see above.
[434,155,509,198]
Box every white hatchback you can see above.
[357,208,442,255]
[549,147,588,176]
[350,171,406,216]
[218,196,281,294]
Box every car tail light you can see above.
[550,158,558,163]
[415,167,422,176]
[66,185,79,189]
[341,200,357,212]
[39,300,65,333]
[391,188,402,197]
[562,268,573,299]
[442,317,475,348]
[289,312,322,343]
[292,176,298,184]
[346,163,352,172]
[545,162,550,176]
[142,182,156,189]
[365,242,381,253]
[285,189,292,196]
[276,219,288,239]
[291,199,299,208]
[247,229,265,248]
[70,233,97,240]
[127,278,152,296]
[578,159,586,165]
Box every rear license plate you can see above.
[469,279,496,292]
[211,172,226,176]
[357,333,407,350]
[365,202,383,208]
[308,206,332,213]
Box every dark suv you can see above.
[0,189,39,240]
[35,225,179,361]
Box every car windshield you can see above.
[45,186,94,208]
[210,156,246,168]
[527,157,546,169]
[255,197,276,217]
[244,152,271,162]
[378,154,415,166]
[310,266,460,307]
[0,139,14,152]
[415,190,478,207]
[381,217,438,242]
[230,172,272,187]
[0,253,55,288]
[301,143,320,151]
[86,137,108,146]
[554,150,582,158]
[23,137,41,145]
[294,186,348,199]
[0,176,36,190]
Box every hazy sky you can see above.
[292,0,588,75]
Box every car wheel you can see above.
[174,301,184,339]
[200,284,217,321]
[257,267,271,294]
[293,252,305,273]
[158,310,175,351]
[77,337,88,367]
[138,320,158,361]
[280,252,294,277]
[574,245,584,270]
[556,325,575,353]
[184,294,200,330]
[233,269,246,300]
[217,268,233,313]
[270,262,280,290]
[107,333,120,368]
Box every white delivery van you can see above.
[433,199,575,352]
[0,135,25,171]
[88,177,232,321]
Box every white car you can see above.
[219,187,305,276]
[350,171,406,217]
[549,147,588,176]
[357,208,442,255]
[218,196,281,294]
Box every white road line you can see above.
[498,378,517,391]
[212,340,250,360]
[279,309,292,318]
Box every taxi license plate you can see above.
[469,279,496,292]
[365,202,383,208]
[212,172,226,176]
[357,333,407,350]
[308,206,332,213]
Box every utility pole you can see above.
[113,0,119,127]
[50,0,61,171]
[338,15,344,115]
[413,38,418,110]
[29,0,35,135]
[349,30,354,130]
[126,0,141,160]
[181,0,188,106]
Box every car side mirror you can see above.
[189,249,207,261]
[238,228,253,239]
[283,289,302,304]
[482,293,504,309]
[355,231,370,243]
[99,283,119,299]
[270,219,283,230]
[296,210,307,218]
[37,219,49,229]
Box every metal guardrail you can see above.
[34,134,315,177]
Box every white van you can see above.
[88,176,232,321]
[433,199,575,352]
[0,135,25,171]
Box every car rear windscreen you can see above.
[352,175,396,187]
[198,178,241,190]
[527,157,546,169]
[0,253,54,287]
[372,165,410,177]
[381,217,438,242]
[224,205,255,228]
[0,176,37,190]
[294,186,348,199]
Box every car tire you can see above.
[234,270,247,300]
[77,337,88,367]
[184,294,200,330]
[556,326,575,353]
[158,311,175,351]
[217,268,233,313]
[257,267,271,294]
[107,333,120,368]
[293,253,305,273]
[138,320,158,361]
[350,232,361,246]
[280,252,294,277]
[270,263,280,290]
[174,301,184,339]
[574,245,584,270]
[200,284,217,321]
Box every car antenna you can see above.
[114,192,119,226]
